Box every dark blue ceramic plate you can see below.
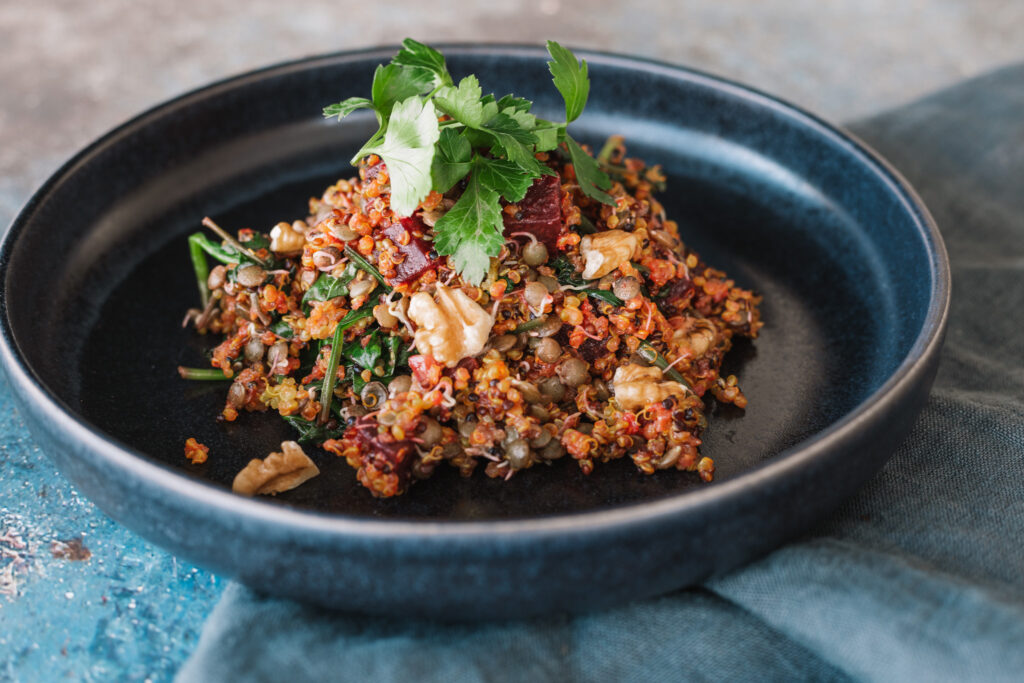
[0,46,948,619]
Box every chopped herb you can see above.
[638,341,694,391]
[283,415,345,444]
[344,330,385,372]
[177,366,230,381]
[550,255,625,306]
[584,289,625,306]
[188,233,239,265]
[344,246,392,292]
[188,235,210,307]
[342,331,410,394]
[302,264,358,305]
[597,135,623,164]
[201,217,271,267]
[318,307,375,423]
[511,317,549,334]
[269,319,294,339]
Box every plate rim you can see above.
[0,44,951,541]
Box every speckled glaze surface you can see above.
[0,46,949,619]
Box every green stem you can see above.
[189,233,238,265]
[344,246,392,292]
[189,236,210,307]
[201,217,271,268]
[426,83,446,100]
[177,366,231,380]
[351,126,386,165]
[597,135,623,164]
[584,289,624,307]
[317,307,375,424]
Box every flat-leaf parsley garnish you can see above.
[322,38,614,284]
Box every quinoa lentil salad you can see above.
[179,40,763,498]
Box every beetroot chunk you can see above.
[383,215,439,285]
[352,420,417,497]
[502,174,562,251]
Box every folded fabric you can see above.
[177,65,1024,683]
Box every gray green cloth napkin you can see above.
[177,65,1024,682]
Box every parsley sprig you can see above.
[324,39,613,284]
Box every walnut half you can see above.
[611,363,691,412]
[269,221,306,254]
[407,284,494,367]
[580,229,639,280]
[232,441,320,496]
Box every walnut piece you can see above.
[407,284,494,367]
[671,320,717,358]
[270,221,306,254]
[232,441,320,496]
[611,363,691,412]
[580,229,639,280]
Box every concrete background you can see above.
[3,0,1024,227]
[1,1,1022,679]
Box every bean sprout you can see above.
[508,231,539,246]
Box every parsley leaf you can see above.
[532,122,562,152]
[483,112,538,146]
[546,40,590,123]
[496,94,532,113]
[371,64,435,118]
[392,38,452,87]
[566,134,615,205]
[432,127,473,193]
[359,96,440,216]
[433,167,505,284]
[434,75,485,128]
[476,157,533,202]
[482,113,550,176]
[323,97,374,121]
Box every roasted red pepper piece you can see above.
[502,174,562,251]
[383,215,438,285]
[408,354,442,387]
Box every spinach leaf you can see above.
[343,330,384,371]
[550,255,624,306]
[270,319,294,339]
[283,416,346,444]
[302,264,358,305]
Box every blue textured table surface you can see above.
[0,370,220,680]
[3,2,1023,681]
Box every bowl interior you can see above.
[4,48,935,520]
